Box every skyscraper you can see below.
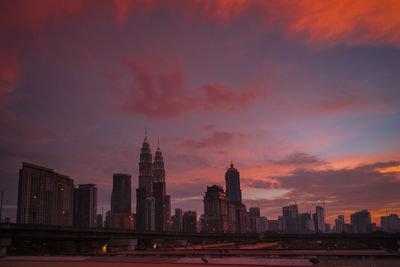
[111,173,131,228]
[203,185,229,233]
[315,206,326,233]
[225,162,242,203]
[335,215,345,233]
[183,211,197,233]
[136,134,154,231]
[351,209,375,233]
[74,184,97,228]
[17,162,74,226]
[282,204,299,233]
[153,144,171,232]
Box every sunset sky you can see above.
[1,0,400,225]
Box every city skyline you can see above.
[1,0,400,226]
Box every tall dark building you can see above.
[111,173,131,227]
[17,162,74,226]
[74,184,97,228]
[351,209,375,233]
[136,134,154,231]
[282,204,299,233]
[183,211,197,233]
[225,162,242,203]
[203,185,229,233]
[153,144,171,232]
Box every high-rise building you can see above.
[153,144,171,232]
[282,204,299,233]
[335,215,345,233]
[267,220,279,232]
[113,212,134,230]
[183,211,197,233]
[17,162,74,226]
[249,207,261,232]
[225,162,242,203]
[136,134,154,231]
[104,210,112,228]
[381,214,400,233]
[234,202,248,233]
[145,197,155,231]
[74,184,97,228]
[315,206,325,233]
[255,216,267,233]
[203,185,229,233]
[111,173,131,228]
[96,214,103,228]
[299,213,314,233]
[171,208,183,232]
[351,209,375,233]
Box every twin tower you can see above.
[136,134,171,232]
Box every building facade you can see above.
[111,173,131,228]
[74,184,97,228]
[17,162,74,226]
[225,162,242,203]
[183,211,197,233]
[203,185,229,233]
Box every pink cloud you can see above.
[0,51,19,104]
[181,131,246,149]
[112,56,267,118]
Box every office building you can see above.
[74,184,97,228]
[225,162,242,203]
[283,204,299,233]
[111,173,131,227]
[183,211,197,233]
[203,185,229,233]
[381,214,400,233]
[351,209,375,233]
[17,162,74,226]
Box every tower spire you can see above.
[230,160,234,169]
[144,128,148,142]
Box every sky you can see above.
[1,0,400,226]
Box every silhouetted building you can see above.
[299,213,314,233]
[104,210,112,228]
[249,207,261,232]
[111,173,131,227]
[113,212,134,230]
[96,214,103,228]
[255,216,267,233]
[136,134,154,231]
[153,144,171,232]
[17,162,74,226]
[283,204,299,233]
[171,208,183,232]
[335,215,345,233]
[74,184,97,228]
[183,211,197,233]
[315,206,325,233]
[225,162,242,203]
[381,214,400,233]
[267,220,279,232]
[234,202,248,233]
[351,209,375,233]
[203,185,229,233]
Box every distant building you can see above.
[267,220,279,232]
[96,214,103,228]
[171,208,183,232]
[381,214,400,233]
[111,173,131,227]
[315,206,325,233]
[203,185,229,233]
[335,215,345,233]
[153,144,171,232]
[351,209,374,233]
[234,202,248,233]
[225,162,242,203]
[325,223,331,233]
[183,211,197,233]
[136,134,154,231]
[17,162,74,226]
[255,216,267,233]
[74,184,97,228]
[104,210,112,228]
[249,207,261,232]
[283,204,299,233]
[299,213,314,233]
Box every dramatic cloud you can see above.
[263,161,400,222]
[112,57,267,118]
[181,131,246,149]
[0,51,19,104]
[268,152,327,167]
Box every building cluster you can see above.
[13,135,400,234]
